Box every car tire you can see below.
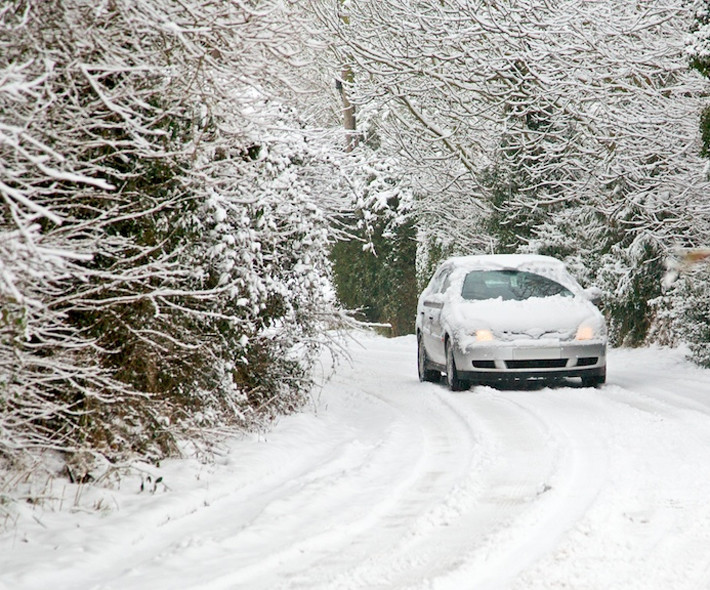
[418,333,440,383]
[445,338,469,392]
[581,371,606,388]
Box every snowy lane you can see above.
[4,334,710,589]
[509,386,710,590]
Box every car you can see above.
[416,254,607,390]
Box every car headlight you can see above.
[475,329,495,342]
[575,323,596,341]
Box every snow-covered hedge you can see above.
[0,1,344,479]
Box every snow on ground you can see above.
[3,332,710,589]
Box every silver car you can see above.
[416,254,607,390]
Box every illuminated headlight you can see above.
[475,329,495,342]
[575,323,596,341]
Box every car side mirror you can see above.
[583,286,603,306]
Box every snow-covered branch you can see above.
[0,0,348,481]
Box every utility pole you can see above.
[336,65,357,152]
[337,2,358,152]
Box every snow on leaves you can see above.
[320,0,710,345]
[0,0,344,478]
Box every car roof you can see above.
[440,254,567,272]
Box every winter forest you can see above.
[2,0,710,502]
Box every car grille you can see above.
[472,360,496,369]
[499,330,571,340]
[505,359,568,369]
[576,357,598,367]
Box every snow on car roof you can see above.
[442,254,566,271]
[439,254,581,294]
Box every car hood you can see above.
[445,295,605,344]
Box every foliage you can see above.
[331,219,417,336]
[660,0,710,363]
[330,150,418,336]
[689,1,710,76]
[0,0,344,478]
[653,266,710,366]
[688,0,710,156]
[318,0,710,347]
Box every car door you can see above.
[420,268,451,365]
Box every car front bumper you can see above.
[454,339,607,383]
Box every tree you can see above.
[0,0,345,480]
[312,0,420,335]
[330,149,418,335]
[318,0,710,346]
[689,0,710,155]
[651,0,710,365]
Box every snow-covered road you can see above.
[4,333,710,589]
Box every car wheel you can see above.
[581,371,606,388]
[445,338,468,392]
[418,333,440,383]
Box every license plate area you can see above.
[512,346,561,361]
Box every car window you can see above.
[428,267,452,294]
[440,272,453,294]
[461,270,573,301]
[427,270,443,293]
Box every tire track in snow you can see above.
[296,385,488,590]
[437,390,612,590]
[228,336,612,590]
[82,338,485,590]
[507,377,710,590]
[7,335,710,590]
[137,389,440,590]
[263,355,489,589]
[388,388,610,590]
[283,344,588,589]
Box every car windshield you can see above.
[461,270,574,301]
